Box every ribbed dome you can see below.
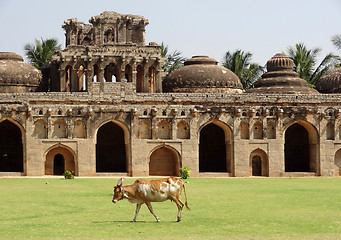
[316,67,341,93]
[246,53,318,94]
[162,56,243,93]
[0,52,42,93]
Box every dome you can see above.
[162,56,243,93]
[246,53,318,94]
[315,67,341,93]
[0,52,42,93]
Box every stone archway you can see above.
[45,146,76,175]
[250,149,269,177]
[96,121,127,173]
[0,120,23,172]
[199,121,233,173]
[334,149,341,176]
[149,146,180,176]
[284,121,319,174]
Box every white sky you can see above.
[0,0,340,66]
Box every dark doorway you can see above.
[252,155,262,176]
[285,123,310,172]
[53,154,65,175]
[199,123,226,172]
[0,120,23,172]
[96,122,126,172]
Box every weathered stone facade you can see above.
[1,11,341,177]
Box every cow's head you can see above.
[112,178,124,203]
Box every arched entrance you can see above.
[96,122,127,172]
[149,146,179,176]
[45,146,76,175]
[250,149,269,177]
[199,122,232,172]
[284,122,319,173]
[334,149,341,176]
[0,120,23,172]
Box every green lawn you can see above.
[1,177,341,240]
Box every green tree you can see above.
[286,43,338,87]
[24,38,61,69]
[332,34,341,51]
[160,42,186,74]
[222,49,264,90]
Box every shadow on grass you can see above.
[93,220,179,224]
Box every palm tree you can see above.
[332,34,341,51]
[286,43,338,87]
[222,50,264,90]
[160,42,186,74]
[24,38,61,69]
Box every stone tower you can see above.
[50,11,165,94]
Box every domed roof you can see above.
[246,53,318,94]
[162,56,243,93]
[315,67,341,93]
[0,52,42,93]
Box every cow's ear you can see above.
[117,177,124,186]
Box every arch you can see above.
[156,120,171,139]
[138,120,151,139]
[96,121,127,172]
[104,63,120,82]
[65,65,72,92]
[334,149,341,176]
[253,121,263,139]
[45,145,76,175]
[124,64,132,82]
[92,64,99,82]
[249,149,269,176]
[32,119,47,139]
[136,65,144,92]
[73,120,86,138]
[0,120,23,172]
[326,121,335,140]
[177,120,190,139]
[240,121,249,139]
[149,146,180,176]
[148,66,156,93]
[284,121,319,173]
[199,120,233,173]
[52,119,67,138]
[76,64,86,91]
[267,121,276,139]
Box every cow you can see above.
[112,177,190,222]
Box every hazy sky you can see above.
[1,0,340,65]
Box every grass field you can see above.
[1,177,341,240]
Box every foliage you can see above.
[160,42,186,74]
[286,43,338,87]
[179,166,191,179]
[63,170,74,179]
[1,178,341,239]
[222,49,264,90]
[332,34,341,51]
[24,38,61,69]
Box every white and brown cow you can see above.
[112,177,190,222]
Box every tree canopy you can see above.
[24,38,61,69]
[222,50,264,90]
[286,43,338,87]
[160,42,186,74]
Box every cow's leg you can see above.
[173,199,184,222]
[145,202,160,222]
[132,203,142,222]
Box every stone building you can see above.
[1,11,341,177]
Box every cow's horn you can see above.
[117,177,124,186]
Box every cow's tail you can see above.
[182,184,190,210]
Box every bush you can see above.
[63,170,74,179]
[179,166,191,179]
